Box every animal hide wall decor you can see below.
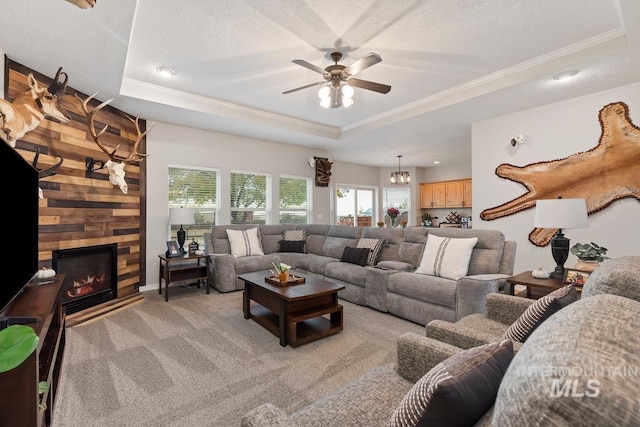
[480,101,640,247]
[315,157,332,186]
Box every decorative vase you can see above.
[574,260,600,272]
[390,217,396,227]
[278,271,289,283]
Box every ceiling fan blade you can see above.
[292,59,330,76]
[349,78,391,94]
[282,81,327,95]
[342,52,382,76]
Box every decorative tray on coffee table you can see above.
[265,275,306,286]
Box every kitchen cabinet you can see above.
[420,179,472,209]
[420,182,446,208]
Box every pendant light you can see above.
[390,155,410,185]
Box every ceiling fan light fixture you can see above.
[320,97,331,109]
[318,86,331,99]
[390,155,410,185]
[343,96,354,108]
[342,85,354,99]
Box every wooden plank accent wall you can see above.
[5,58,147,302]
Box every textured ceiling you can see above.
[2,0,640,168]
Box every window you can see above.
[335,185,375,227]
[168,166,219,247]
[279,175,312,224]
[230,171,271,224]
[383,187,410,226]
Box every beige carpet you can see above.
[52,286,423,426]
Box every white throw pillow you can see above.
[226,228,264,258]
[415,235,478,280]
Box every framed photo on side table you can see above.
[166,240,180,258]
[563,268,591,285]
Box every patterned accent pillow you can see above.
[284,230,307,241]
[389,340,514,427]
[356,238,384,266]
[340,247,371,266]
[503,284,577,343]
[415,235,478,280]
[226,228,264,258]
[277,240,306,253]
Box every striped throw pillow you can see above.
[415,235,478,280]
[503,284,577,343]
[356,238,385,266]
[226,228,264,258]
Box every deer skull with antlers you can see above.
[0,67,70,147]
[77,92,150,194]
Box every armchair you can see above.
[425,292,533,351]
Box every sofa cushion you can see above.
[226,228,264,257]
[494,294,640,426]
[277,240,306,253]
[340,247,370,266]
[357,238,384,266]
[388,273,457,308]
[415,235,478,280]
[362,227,405,263]
[296,224,330,256]
[389,340,514,427]
[258,224,296,254]
[503,284,577,343]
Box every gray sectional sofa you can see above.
[204,224,516,325]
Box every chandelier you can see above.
[390,155,410,185]
[318,83,354,109]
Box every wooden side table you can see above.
[158,253,210,302]
[506,271,581,299]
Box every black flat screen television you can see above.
[0,141,39,316]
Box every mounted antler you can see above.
[0,67,70,146]
[76,92,151,194]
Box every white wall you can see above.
[145,122,380,286]
[472,81,640,273]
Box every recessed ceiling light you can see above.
[156,66,176,77]
[433,161,440,164]
[553,70,578,81]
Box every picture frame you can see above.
[166,240,180,258]
[562,268,591,285]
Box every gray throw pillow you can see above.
[389,340,514,427]
[340,247,370,266]
[277,240,305,253]
[503,284,577,343]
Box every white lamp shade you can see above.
[169,207,195,225]
[533,198,588,229]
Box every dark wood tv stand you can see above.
[0,275,66,427]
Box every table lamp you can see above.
[533,197,588,279]
[169,207,195,255]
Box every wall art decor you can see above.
[480,101,640,246]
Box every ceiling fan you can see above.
[283,51,391,108]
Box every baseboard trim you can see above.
[66,293,145,327]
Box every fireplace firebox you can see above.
[52,243,118,314]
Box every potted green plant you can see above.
[421,212,437,226]
[0,325,48,411]
[570,242,609,271]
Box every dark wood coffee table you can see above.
[239,270,345,347]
